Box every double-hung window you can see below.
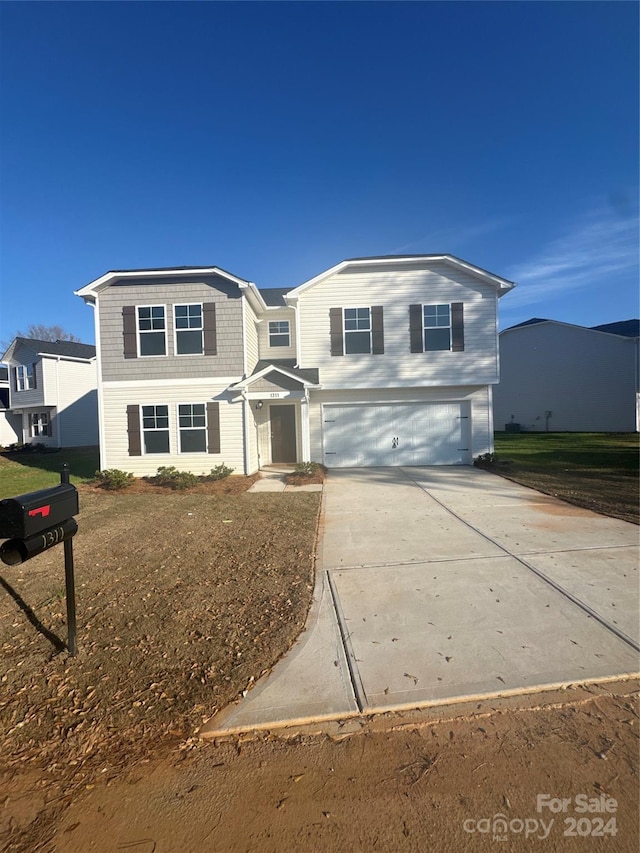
[423,304,452,351]
[269,321,290,348]
[141,405,170,453]
[178,403,207,452]
[175,304,203,355]
[29,412,50,437]
[16,364,36,390]
[137,306,166,356]
[344,308,371,354]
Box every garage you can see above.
[322,402,470,467]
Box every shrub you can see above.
[473,452,498,468]
[95,469,135,490]
[293,461,322,476]
[155,466,199,490]
[208,463,234,481]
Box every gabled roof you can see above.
[286,254,515,299]
[3,337,96,362]
[590,320,639,338]
[232,360,320,390]
[502,318,640,339]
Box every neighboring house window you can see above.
[423,304,452,351]
[409,303,464,353]
[15,364,36,390]
[269,321,290,348]
[175,304,203,355]
[29,412,50,437]
[178,403,206,452]
[137,306,167,356]
[141,405,170,453]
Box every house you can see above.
[75,256,515,474]
[1,338,99,447]
[0,366,22,447]
[493,318,640,432]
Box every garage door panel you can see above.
[323,403,469,467]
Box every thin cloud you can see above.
[505,208,639,309]
[389,218,511,255]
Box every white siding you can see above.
[101,381,245,476]
[297,261,499,388]
[49,358,99,446]
[258,307,297,361]
[494,324,638,432]
[308,386,492,464]
[0,411,21,446]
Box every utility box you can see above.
[504,422,520,433]
[0,484,79,539]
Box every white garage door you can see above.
[322,403,470,467]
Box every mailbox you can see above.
[0,483,79,539]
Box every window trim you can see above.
[174,303,204,356]
[140,403,171,454]
[136,305,167,358]
[268,320,291,348]
[29,411,50,437]
[423,303,452,352]
[343,307,372,355]
[177,402,208,454]
[16,364,36,391]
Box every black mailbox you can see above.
[0,484,79,539]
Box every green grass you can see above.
[492,432,639,523]
[0,446,99,498]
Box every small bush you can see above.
[474,452,498,468]
[95,469,135,490]
[293,461,322,476]
[155,466,199,490]
[208,463,234,481]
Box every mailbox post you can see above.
[0,464,80,655]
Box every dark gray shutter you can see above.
[127,404,141,456]
[371,306,384,354]
[329,308,343,356]
[409,304,423,353]
[207,401,220,453]
[122,306,137,359]
[11,367,17,391]
[451,302,464,352]
[46,414,52,437]
[32,363,38,389]
[203,303,217,356]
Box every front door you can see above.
[270,405,297,463]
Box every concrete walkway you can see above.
[201,467,639,736]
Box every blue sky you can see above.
[1,1,638,345]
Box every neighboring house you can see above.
[0,365,22,447]
[493,318,640,433]
[1,338,99,447]
[75,256,515,474]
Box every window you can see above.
[137,306,166,356]
[344,308,371,354]
[178,403,207,452]
[269,320,290,348]
[175,304,203,355]
[16,364,36,390]
[29,412,50,437]
[423,304,451,351]
[141,405,170,453]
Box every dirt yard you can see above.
[1,478,638,852]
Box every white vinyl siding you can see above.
[100,381,244,475]
[257,307,297,360]
[42,357,99,446]
[297,261,499,387]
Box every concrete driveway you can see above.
[201,467,639,736]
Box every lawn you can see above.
[0,446,100,497]
[492,432,639,524]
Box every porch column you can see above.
[300,395,310,462]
